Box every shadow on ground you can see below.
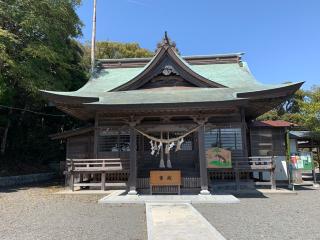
[0,178,64,193]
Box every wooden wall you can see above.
[249,127,286,156]
[95,117,248,178]
[137,133,198,177]
[67,134,94,159]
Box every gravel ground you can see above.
[1,182,320,240]
[0,183,147,240]
[195,187,320,240]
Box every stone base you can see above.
[127,189,138,195]
[199,189,211,195]
[99,194,240,204]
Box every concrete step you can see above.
[302,174,313,178]
[292,181,315,186]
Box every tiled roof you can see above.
[251,120,298,128]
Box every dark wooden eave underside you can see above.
[55,102,244,120]
[54,87,301,121]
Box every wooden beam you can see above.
[97,108,239,118]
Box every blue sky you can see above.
[77,0,320,89]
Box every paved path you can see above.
[146,203,225,240]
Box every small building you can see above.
[289,131,320,154]
[249,120,297,181]
[42,34,302,194]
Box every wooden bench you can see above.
[149,170,182,195]
[66,158,129,191]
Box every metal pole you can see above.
[91,0,97,73]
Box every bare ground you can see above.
[1,182,320,240]
[0,183,147,240]
[195,186,320,240]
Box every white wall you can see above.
[290,139,297,153]
[253,156,288,181]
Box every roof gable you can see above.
[111,34,226,91]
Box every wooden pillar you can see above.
[79,174,83,183]
[70,173,74,192]
[240,108,248,158]
[101,172,106,191]
[93,113,99,159]
[270,169,276,190]
[197,121,210,195]
[239,107,248,190]
[70,159,74,191]
[128,123,138,195]
[235,171,240,191]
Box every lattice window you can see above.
[98,128,130,152]
[119,134,130,152]
[204,128,243,151]
[250,128,285,156]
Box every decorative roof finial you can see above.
[156,31,178,52]
[164,31,169,45]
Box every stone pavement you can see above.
[146,203,226,240]
[98,193,240,204]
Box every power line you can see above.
[0,104,66,117]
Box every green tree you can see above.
[258,86,320,133]
[299,86,320,133]
[0,0,87,175]
[81,41,154,71]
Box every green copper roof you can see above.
[41,38,302,109]
[86,88,242,106]
[42,61,289,98]
[40,35,304,121]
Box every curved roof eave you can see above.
[82,98,249,110]
[40,90,99,103]
[236,81,304,99]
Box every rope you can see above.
[0,104,66,117]
[134,125,201,144]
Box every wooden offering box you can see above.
[150,170,181,194]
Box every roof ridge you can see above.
[97,52,244,62]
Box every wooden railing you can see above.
[234,156,276,190]
[66,158,129,172]
[234,156,275,171]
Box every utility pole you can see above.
[91,0,97,73]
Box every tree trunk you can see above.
[1,108,12,155]
[18,105,27,126]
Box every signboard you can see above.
[290,152,314,170]
[206,147,232,168]
[150,170,181,186]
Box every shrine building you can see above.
[42,34,303,195]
